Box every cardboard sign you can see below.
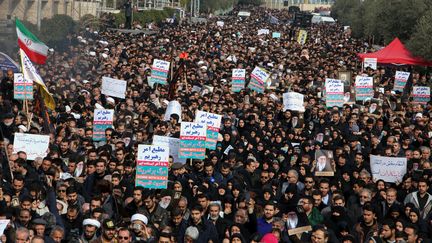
[93,109,114,141]
[248,67,270,93]
[179,122,207,159]
[364,58,377,70]
[148,59,170,86]
[101,77,127,99]
[136,145,169,189]
[355,76,374,101]
[370,155,407,183]
[393,71,410,92]
[216,21,224,27]
[231,69,246,92]
[14,73,33,100]
[325,78,344,108]
[412,86,430,105]
[195,110,222,150]
[13,133,50,160]
[288,225,312,236]
[283,92,305,112]
[153,135,186,164]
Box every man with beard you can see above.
[257,202,276,235]
[299,195,323,226]
[380,188,401,220]
[141,190,169,229]
[0,69,14,101]
[61,204,83,241]
[283,207,311,242]
[207,202,229,240]
[169,208,185,240]
[93,219,116,243]
[125,187,145,217]
[130,214,150,242]
[378,219,396,243]
[178,205,218,243]
[353,203,380,243]
[83,159,108,201]
[120,161,135,197]
[80,218,100,243]
[0,112,17,143]
[66,186,85,210]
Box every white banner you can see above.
[258,29,270,35]
[101,77,127,99]
[13,133,50,160]
[283,92,305,112]
[363,58,377,70]
[153,135,186,164]
[164,100,182,122]
[370,155,407,183]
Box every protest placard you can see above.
[13,133,50,160]
[163,100,182,122]
[258,29,270,35]
[153,135,186,164]
[297,30,307,45]
[355,76,374,101]
[272,32,281,38]
[195,110,222,150]
[248,67,270,93]
[325,78,344,108]
[288,225,312,236]
[101,77,127,99]
[179,122,207,159]
[0,219,9,236]
[136,144,169,189]
[314,150,334,176]
[283,92,305,112]
[216,21,224,27]
[93,109,114,141]
[412,86,430,105]
[231,69,246,92]
[14,73,33,100]
[393,71,410,92]
[363,58,377,70]
[148,59,170,86]
[370,155,407,183]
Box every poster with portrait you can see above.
[314,150,334,176]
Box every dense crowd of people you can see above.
[0,4,431,243]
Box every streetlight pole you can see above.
[37,0,41,31]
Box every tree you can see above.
[332,0,432,45]
[408,10,432,61]
[39,15,76,47]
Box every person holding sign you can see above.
[314,150,334,176]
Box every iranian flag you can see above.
[16,19,48,65]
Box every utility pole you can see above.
[37,0,42,31]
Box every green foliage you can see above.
[200,0,237,12]
[408,10,432,61]
[114,8,176,26]
[238,0,262,6]
[332,0,432,60]
[79,14,101,30]
[39,15,76,46]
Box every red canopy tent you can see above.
[358,38,432,66]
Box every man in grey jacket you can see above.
[404,178,432,219]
